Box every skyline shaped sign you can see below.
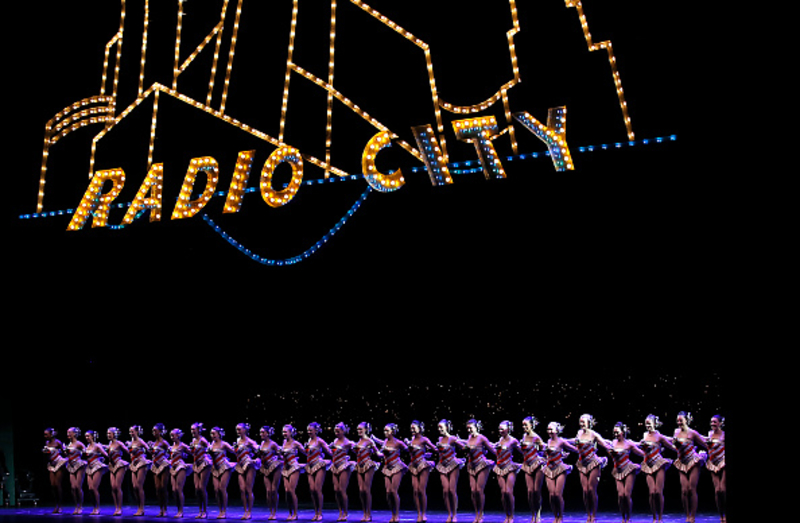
[29,0,655,265]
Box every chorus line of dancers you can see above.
[42,412,725,523]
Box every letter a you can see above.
[121,163,164,225]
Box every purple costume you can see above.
[330,442,356,474]
[609,446,640,480]
[44,445,67,473]
[465,442,494,477]
[129,440,151,473]
[305,440,331,475]
[259,442,284,477]
[65,443,87,474]
[639,438,672,475]
[435,441,464,474]
[380,444,408,477]
[107,444,129,474]
[674,437,707,474]
[543,445,572,479]
[408,443,435,476]
[574,435,607,475]
[493,442,521,476]
[520,438,545,475]
[706,435,725,474]
[234,439,262,474]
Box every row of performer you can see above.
[41,412,726,523]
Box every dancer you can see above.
[672,412,708,523]
[43,428,67,514]
[543,422,577,523]
[376,423,408,523]
[106,427,129,516]
[65,427,87,515]
[520,416,545,523]
[637,414,675,523]
[129,425,151,517]
[463,419,496,523]
[494,421,521,523]
[209,427,236,519]
[306,422,332,522]
[281,424,306,521]
[235,423,262,520]
[259,426,284,521]
[603,423,643,523]
[170,428,193,518]
[705,415,726,523]
[354,422,380,522]
[329,422,356,522]
[406,421,436,523]
[151,423,172,518]
[435,420,465,523]
[569,414,608,523]
[191,423,213,520]
[84,430,108,515]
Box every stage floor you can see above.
[0,506,721,523]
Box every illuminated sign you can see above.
[27,0,664,265]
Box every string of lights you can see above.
[19,134,676,264]
[565,0,634,140]
[203,186,373,266]
[19,134,676,223]
[198,135,676,265]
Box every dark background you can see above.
[5,0,735,514]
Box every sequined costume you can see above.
[107,444,129,474]
[209,445,235,478]
[493,442,522,477]
[128,440,151,473]
[43,445,67,473]
[705,436,725,474]
[191,441,212,474]
[574,436,607,475]
[380,444,408,477]
[170,445,193,477]
[305,440,331,475]
[259,443,284,477]
[465,442,494,477]
[638,439,672,475]
[281,445,306,478]
[149,440,171,475]
[674,437,707,474]
[65,443,87,474]
[234,439,262,474]
[85,446,108,476]
[355,440,380,474]
[520,439,545,475]
[609,447,640,481]
[542,445,572,479]
[330,443,356,474]
[435,442,464,475]
[408,443,435,476]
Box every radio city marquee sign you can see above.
[33,0,641,263]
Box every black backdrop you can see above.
[7,1,734,342]
[6,0,736,514]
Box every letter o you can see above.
[260,145,303,208]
